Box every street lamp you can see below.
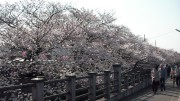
[175,29,180,32]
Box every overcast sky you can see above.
[1,0,180,52]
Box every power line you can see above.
[148,30,174,40]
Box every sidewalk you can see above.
[121,78,180,101]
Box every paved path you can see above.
[121,78,180,101]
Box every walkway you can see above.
[120,78,180,101]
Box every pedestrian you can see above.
[151,65,160,94]
[167,64,171,77]
[159,64,167,91]
[175,65,180,86]
[170,65,176,87]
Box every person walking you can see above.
[175,65,180,86]
[151,65,160,94]
[167,64,171,77]
[170,65,176,87]
[159,64,167,91]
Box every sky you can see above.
[0,0,180,53]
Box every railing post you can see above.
[113,63,122,94]
[143,75,146,82]
[88,72,97,101]
[137,71,141,83]
[104,70,111,100]
[31,78,44,101]
[145,74,149,86]
[66,74,76,101]
[142,75,146,88]
[124,75,128,89]
[131,73,135,86]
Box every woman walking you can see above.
[151,65,160,94]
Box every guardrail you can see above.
[0,63,151,101]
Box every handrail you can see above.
[0,83,34,91]
[44,78,68,84]
[44,92,69,100]
[0,64,151,101]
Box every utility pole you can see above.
[144,34,145,41]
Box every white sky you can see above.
[1,0,180,53]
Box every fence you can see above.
[0,63,151,101]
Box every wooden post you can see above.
[88,72,97,101]
[104,70,111,100]
[31,78,44,101]
[113,63,122,94]
[66,74,76,101]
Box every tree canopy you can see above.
[0,0,180,76]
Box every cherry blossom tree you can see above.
[0,0,180,78]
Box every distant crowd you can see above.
[151,63,180,94]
